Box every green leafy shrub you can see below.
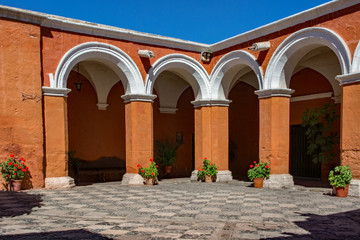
[247,162,270,181]
[137,159,159,179]
[302,102,339,164]
[197,158,218,181]
[328,165,352,188]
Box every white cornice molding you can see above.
[42,87,71,97]
[211,0,360,52]
[255,89,294,99]
[336,72,360,86]
[191,99,232,108]
[121,94,157,103]
[1,0,358,52]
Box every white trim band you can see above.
[336,72,360,86]
[255,89,294,99]
[42,87,72,97]
[290,92,333,102]
[121,94,157,103]
[191,99,232,108]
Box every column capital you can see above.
[121,93,157,103]
[191,99,232,108]
[336,72,360,86]
[42,87,71,97]
[255,88,294,99]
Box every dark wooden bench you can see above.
[76,157,126,183]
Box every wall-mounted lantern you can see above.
[74,63,83,92]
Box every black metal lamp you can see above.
[74,63,83,92]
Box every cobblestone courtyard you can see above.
[1,180,360,239]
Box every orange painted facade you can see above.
[1,2,360,191]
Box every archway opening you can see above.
[228,68,259,180]
[289,47,341,185]
[153,71,195,178]
[67,61,126,184]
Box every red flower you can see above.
[10,154,14,158]
[150,159,153,162]
[137,164,141,168]
[14,173,16,175]
[141,170,145,173]
[8,162,12,166]
[25,167,29,170]
[255,165,258,167]
[253,161,256,164]
[211,163,213,165]
[14,164,18,167]
[151,172,154,176]
[18,166,21,169]
[156,165,158,168]
[202,169,204,171]
[250,165,254,168]
[7,175,9,178]
[266,165,269,169]
[24,169,27,172]
[204,157,207,160]
[198,169,201,171]
[22,159,26,162]
[21,169,25,172]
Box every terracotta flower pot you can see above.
[9,180,22,191]
[253,178,264,188]
[165,166,172,174]
[205,175,213,183]
[335,184,349,197]
[145,178,154,186]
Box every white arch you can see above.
[264,27,351,90]
[145,54,210,100]
[54,42,144,94]
[210,50,264,99]
[351,40,360,73]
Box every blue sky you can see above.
[0,0,330,44]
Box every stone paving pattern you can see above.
[1,180,360,239]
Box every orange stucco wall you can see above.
[153,87,194,177]
[341,82,360,179]
[289,68,340,181]
[0,19,44,189]
[125,101,153,173]
[228,82,259,180]
[259,97,290,174]
[194,106,229,171]
[67,72,126,162]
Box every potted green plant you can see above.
[302,102,339,164]
[328,165,352,197]
[197,158,218,183]
[1,153,29,191]
[137,159,159,185]
[247,162,270,188]
[155,139,181,174]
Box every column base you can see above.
[216,170,233,182]
[190,170,233,182]
[45,176,75,189]
[349,179,360,197]
[190,170,199,181]
[263,174,294,189]
[121,173,144,185]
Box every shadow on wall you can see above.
[262,209,360,239]
[0,191,43,218]
[0,229,111,240]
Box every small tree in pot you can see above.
[155,139,181,174]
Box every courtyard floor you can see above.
[0,179,360,240]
